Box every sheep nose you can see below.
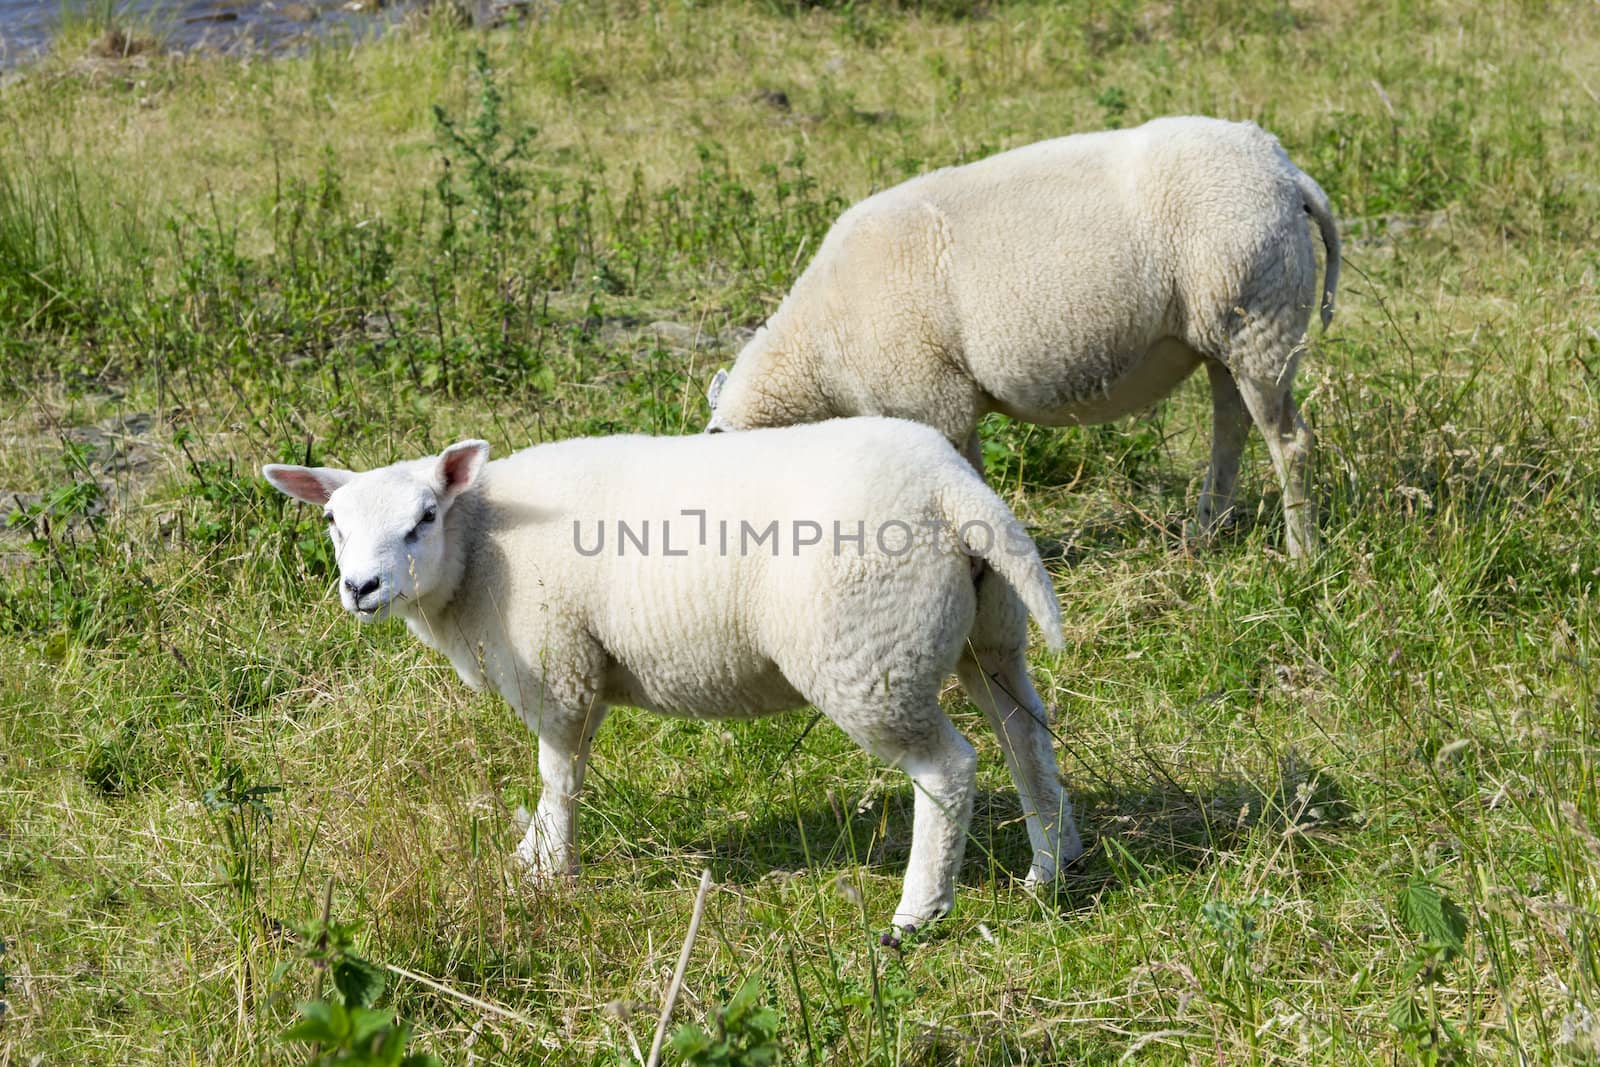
[344,576,380,601]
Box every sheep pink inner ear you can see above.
[436,440,490,500]
[262,465,352,506]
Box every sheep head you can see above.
[703,330,817,432]
[263,440,489,621]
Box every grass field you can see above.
[3,1,1600,1063]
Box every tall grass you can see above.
[3,1,1599,1064]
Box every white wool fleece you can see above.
[265,417,1081,930]
[709,115,1341,559]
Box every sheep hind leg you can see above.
[824,695,978,930]
[1234,371,1318,560]
[1190,359,1251,547]
[515,702,608,883]
[887,715,979,930]
[956,652,1081,887]
[959,572,1081,887]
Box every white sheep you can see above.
[706,115,1341,559]
[263,418,1078,930]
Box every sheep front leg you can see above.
[961,430,985,478]
[515,704,606,883]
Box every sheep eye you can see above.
[405,508,436,545]
[323,512,335,525]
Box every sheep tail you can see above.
[1295,168,1341,331]
[939,481,1064,652]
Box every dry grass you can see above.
[3,1,1600,1064]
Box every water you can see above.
[0,0,405,68]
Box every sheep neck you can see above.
[741,328,836,426]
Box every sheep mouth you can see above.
[351,591,407,621]
[351,599,393,621]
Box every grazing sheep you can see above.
[263,418,1078,930]
[706,115,1341,559]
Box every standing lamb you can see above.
[706,115,1340,559]
[263,418,1078,930]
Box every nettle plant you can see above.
[431,48,537,257]
[671,976,783,1067]
[277,908,440,1067]
[200,763,282,910]
[1389,879,1471,1063]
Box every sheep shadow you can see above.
[588,748,1349,918]
[1031,494,1279,567]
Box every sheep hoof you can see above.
[890,908,941,934]
[1023,836,1086,890]
[522,867,579,891]
[1185,512,1239,550]
[513,849,578,888]
[880,923,920,952]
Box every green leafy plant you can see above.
[671,975,783,1067]
[1197,893,1276,1053]
[1095,84,1130,126]
[1200,894,1274,956]
[432,48,538,249]
[0,439,156,648]
[180,445,335,578]
[1389,879,1470,1063]
[808,954,916,1062]
[201,763,282,907]
[280,911,439,1067]
[5,471,102,534]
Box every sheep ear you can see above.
[706,368,729,411]
[436,440,490,501]
[262,464,353,506]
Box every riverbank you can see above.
[0,0,427,70]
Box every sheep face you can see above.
[263,441,489,622]
[706,325,835,433]
[704,363,766,432]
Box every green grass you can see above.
[3,0,1600,1063]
